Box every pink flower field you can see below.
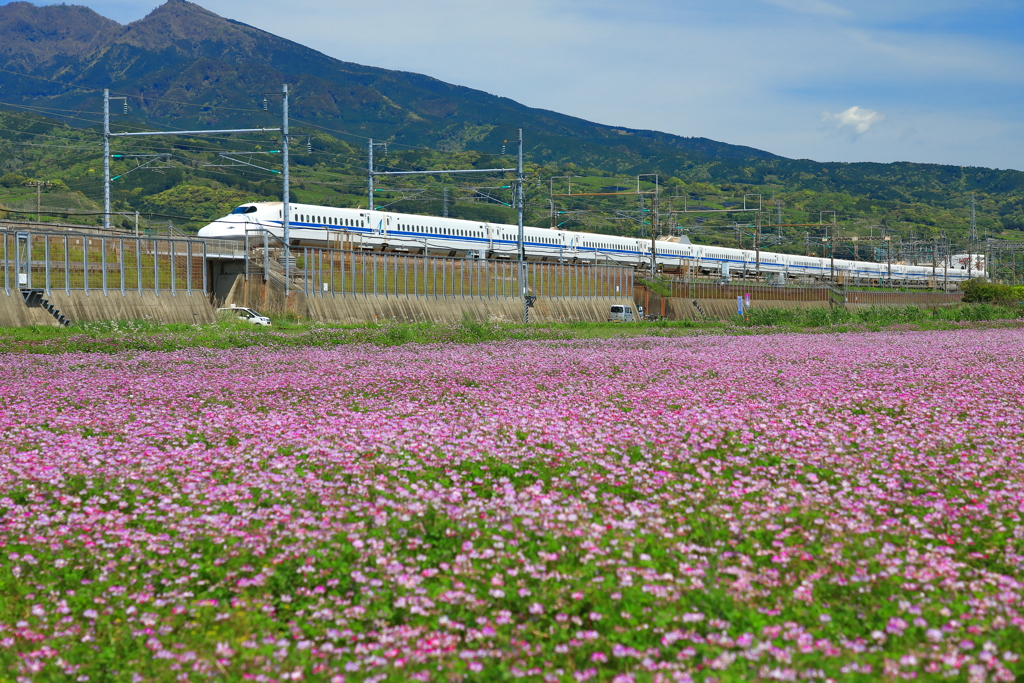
[1,328,1023,682]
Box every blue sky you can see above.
[8,0,1024,171]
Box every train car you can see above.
[197,202,985,284]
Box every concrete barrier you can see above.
[667,298,830,321]
[224,271,632,324]
[0,290,60,327]
[45,290,216,325]
[297,293,635,325]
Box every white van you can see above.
[216,306,272,327]
[608,305,636,322]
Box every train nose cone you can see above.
[197,216,240,238]
[197,223,220,238]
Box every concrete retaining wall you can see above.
[45,290,216,325]
[0,290,60,327]
[670,298,829,321]
[224,273,631,324]
[303,294,635,325]
[644,286,962,322]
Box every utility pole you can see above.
[651,177,658,277]
[517,129,528,324]
[968,194,976,279]
[443,186,449,218]
[755,211,761,278]
[103,89,110,231]
[932,237,937,287]
[829,229,835,281]
[282,84,291,290]
[368,139,375,210]
[25,180,49,223]
[776,199,783,240]
[886,234,892,285]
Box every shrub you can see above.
[961,278,1017,305]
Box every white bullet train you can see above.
[197,202,984,284]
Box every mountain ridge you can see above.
[0,0,782,165]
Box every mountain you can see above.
[0,0,775,168]
[0,0,1022,242]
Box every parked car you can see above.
[216,306,272,327]
[607,304,636,322]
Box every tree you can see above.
[0,173,27,188]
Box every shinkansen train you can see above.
[197,202,984,284]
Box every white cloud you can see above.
[825,106,886,135]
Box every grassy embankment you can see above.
[0,303,1019,354]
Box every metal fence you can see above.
[296,247,633,299]
[1,227,966,309]
[844,289,963,306]
[670,280,831,302]
[665,278,963,306]
[2,230,206,295]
